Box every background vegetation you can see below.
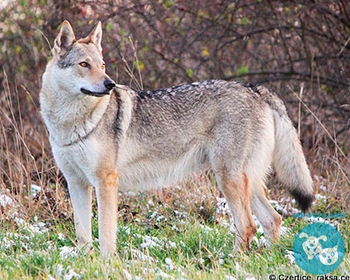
[0,0,349,278]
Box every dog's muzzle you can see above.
[81,79,116,97]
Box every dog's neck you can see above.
[40,83,110,147]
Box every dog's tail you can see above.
[271,98,315,212]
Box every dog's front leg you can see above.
[67,180,93,252]
[95,170,119,257]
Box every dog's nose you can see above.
[104,79,116,91]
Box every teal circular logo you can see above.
[293,223,345,274]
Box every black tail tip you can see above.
[290,189,315,213]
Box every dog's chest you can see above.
[52,137,103,183]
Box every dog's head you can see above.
[50,20,115,97]
[319,245,339,266]
[299,232,327,259]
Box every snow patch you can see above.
[14,217,48,234]
[0,193,14,207]
[131,248,156,262]
[31,184,42,197]
[59,246,77,259]
[164,257,176,271]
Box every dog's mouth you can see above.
[80,88,111,97]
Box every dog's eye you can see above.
[79,62,89,68]
[101,64,106,70]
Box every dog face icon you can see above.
[319,246,338,266]
[299,232,327,260]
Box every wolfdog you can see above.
[40,20,314,256]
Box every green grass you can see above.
[0,192,349,279]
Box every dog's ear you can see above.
[318,235,327,242]
[88,22,103,52]
[53,20,76,56]
[299,232,309,239]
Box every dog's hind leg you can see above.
[251,182,282,244]
[67,179,93,252]
[216,171,257,250]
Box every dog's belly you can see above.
[117,144,209,192]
